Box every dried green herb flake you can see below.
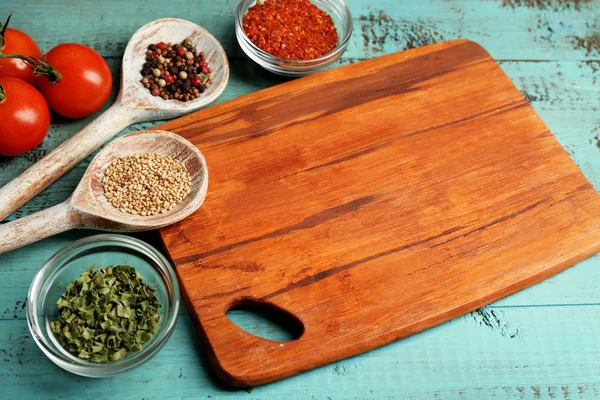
[50,264,162,363]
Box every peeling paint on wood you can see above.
[467,307,519,338]
[0,146,49,174]
[358,11,444,51]
[358,11,399,48]
[501,0,592,11]
[573,33,600,56]
[591,127,600,151]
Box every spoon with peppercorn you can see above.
[0,18,228,221]
[0,130,208,255]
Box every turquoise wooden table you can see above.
[1,1,599,398]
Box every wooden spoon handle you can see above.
[0,201,79,254]
[0,101,137,221]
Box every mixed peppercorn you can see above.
[242,0,338,60]
[140,39,212,101]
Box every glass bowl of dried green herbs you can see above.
[27,234,180,377]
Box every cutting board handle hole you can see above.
[226,298,304,342]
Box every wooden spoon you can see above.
[0,131,208,255]
[0,18,228,221]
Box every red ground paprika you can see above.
[242,0,339,60]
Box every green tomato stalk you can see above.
[0,13,62,83]
[0,13,10,51]
[0,84,5,104]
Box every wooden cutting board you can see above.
[156,40,600,387]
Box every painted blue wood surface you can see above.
[0,0,599,398]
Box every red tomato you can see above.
[0,77,50,156]
[36,44,112,119]
[0,28,42,85]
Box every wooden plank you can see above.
[0,33,597,315]
[0,239,597,322]
[2,306,600,399]
[1,0,599,61]
[0,0,599,397]
[1,60,598,220]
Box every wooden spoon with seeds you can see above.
[0,130,208,255]
[0,18,228,221]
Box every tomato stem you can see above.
[0,13,62,83]
[0,84,5,104]
[0,53,62,83]
[0,13,12,51]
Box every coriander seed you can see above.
[102,152,192,216]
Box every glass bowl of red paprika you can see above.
[236,0,353,76]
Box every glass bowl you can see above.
[235,0,353,76]
[26,234,180,377]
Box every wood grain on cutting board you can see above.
[156,40,600,387]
